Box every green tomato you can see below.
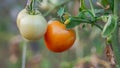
[17,9,47,40]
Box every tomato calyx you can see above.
[64,18,71,25]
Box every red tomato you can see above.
[44,21,76,52]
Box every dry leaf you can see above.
[105,43,116,65]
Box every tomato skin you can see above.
[17,9,47,40]
[44,21,76,52]
[17,9,27,28]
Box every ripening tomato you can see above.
[44,21,76,52]
[17,9,47,40]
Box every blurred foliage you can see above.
[0,0,114,68]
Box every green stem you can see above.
[89,0,96,17]
[22,41,27,68]
[92,23,103,30]
[112,0,120,67]
[70,17,103,30]
[26,0,37,15]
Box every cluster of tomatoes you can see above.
[17,8,76,53]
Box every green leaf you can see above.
[102,15,117,38]
[78,10,95,22]
[66,17,81,28]
[66,22,80,29]
[57,7,65,17]
[66,21,80,28]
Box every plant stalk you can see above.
[22,41,27,68]
[89,0,96,17]
[70,17,103,30]
[112,0,120,67]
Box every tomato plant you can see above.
[57,0,120,67]
[15,0,120,67]
[44,21,76,52]
[17,0,47,40]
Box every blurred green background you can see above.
[0,0,111,68]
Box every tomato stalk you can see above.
[26,0,40,15]
[26,0,35,14]
[111,0,120,67]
